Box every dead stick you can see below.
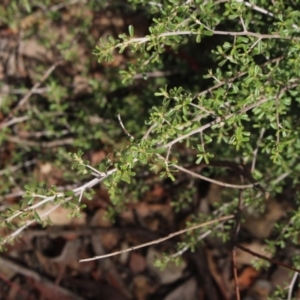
[79,214,234,262]
[237,244,300,273]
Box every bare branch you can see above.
[237,244,300,273]
[170,162,255,189]
[79,214,234,262]
[251,127,265,173]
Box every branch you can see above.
[79,214,234,262]
[0,168,117,246]
[236,244,300,273]
[4,61,61,119]
[171,162,255,189]
[162,81,300,149]
[121,30,300,49]
[251,128,265,173]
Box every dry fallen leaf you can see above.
[129,252,146,273]
[237,267,259,290]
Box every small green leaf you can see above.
[128,25,134,37]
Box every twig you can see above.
[79,214,234,262]
[239,15,247,32]
[236,244,300,273]
[143,56,283,144]
[7,203,62,241]
[9,61,62,116]
[117,114,134,140]
[189,103,215,116]
[247,37,262,54]
[0,183,79,202]
[15,129,70,138]
[243,1,298,29]
[48,0,87,11]
[0,87,49,95]
[171,223,223,258]
[133,70,176,79]
[77,188,85,204]
[271,172,290,185]
[287,272,298,300]
[0,116,30,129]
[244,1,274,18]
[194,56,283,100]
[122,30,300,47]
[231,176,244,300]
[231,248,240,300]
[170,162,255,189]
[6,136,74,148]
[162,81,300,149]
[142,123,157,140]
[0,159,37,176]
[1,169,117,245]
[251,128,265,173]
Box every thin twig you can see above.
[9,61,62,116]
[117,114,134,140]
[243,1,298,29]
[6,136,74,147]
[237,244,300,273]
[123,30,300,47]
[0,183,79,202]
[244,1,274,18]
[0,87,49,95]
[232,248,240,300]
[48,0,87,12]
[0,159,37,176]
[1,169,117,245]
[133,70,176,79]
[162,81,299,149]
[287,272,298,300]
[271,172,290,185]
[79,214,234,262]
[239,15,247,32]
[0,116,30,129]
[142,123,157,140]
[170,162,255,189]
[171,223,224,258]
[231,176,244,300]
[194,56,283,100]
[144,56,283,145]
[189,103,215,116]
[15,129,69,139]
[77,188,85,204]
[251,127,265,173]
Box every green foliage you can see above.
[1,1,300,297]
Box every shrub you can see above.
[1,0,300,297]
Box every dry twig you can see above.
[79,214,234,262]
